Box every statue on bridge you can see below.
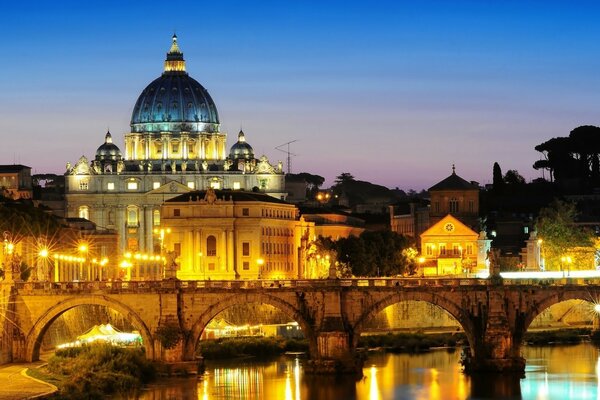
[164,251,179,279]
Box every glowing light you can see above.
[594,304,600,314]
[78,244,88,252]
[476,270,600,279]
[257,258,265,266]
[38,248,49,258]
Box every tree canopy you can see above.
[535,199,595,270]
[312,230,416,277]
[534,125,600,189]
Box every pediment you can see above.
[421,214,477,238]
[147,180,191,194]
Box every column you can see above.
[144,206,154,252]
[227,230,235,277]
[145,134,151,159]
[116,206,126,252]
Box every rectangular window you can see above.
[453,245,460,256]
[466,244,473,255]
[439,245,446,256]
[524,226,529,234]
[187,182,195,189]
[468,200,474,213]
[107,182,115,190]
[172,144,179,153]
[243,261,250,270]
[434,202,440,212]
[208,263,215,271]
[174,243,181,256]
[127,181,138,190]
[242,208,249,216]
[153,182,161,189]
[426,245,433,256]
[210,181,221,189]
[174,209,180,217]
[242,242,250,257]
[79,181,89,190]
[233,182,241,190]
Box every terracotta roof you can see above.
[429,172,478,191]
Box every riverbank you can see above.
[27,344,155,399]
[0,362,57,400]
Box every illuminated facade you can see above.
[161,189,315,280]
[0,165,32,199]
[65,36,285,254]
[419,214,490,276]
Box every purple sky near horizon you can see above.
[1,1,600,190]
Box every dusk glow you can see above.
[2,1,600,188]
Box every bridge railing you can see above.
[8,276,600,293]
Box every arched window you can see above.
[127,206,139,227]
[206,235,217,256]
[78,206,89,220]
[449,198,459,213]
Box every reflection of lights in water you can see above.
[294,358,300,400]
[457,370,466,399]
[285,368,292,400]
[369,365,380,400]
[429,368,440,400]
[202,377,208,400]
[597,356,600,400]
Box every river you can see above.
[135,343,600,400]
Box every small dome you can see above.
[130,35,219,134]
[229,130,254,160]
[95,131,122,161]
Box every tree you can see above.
[535,199,595,270]
[287,172,325,198]
[492,162,504,192]
[331,230,415,277]
[334,172,355,185]
[503,170,525,185]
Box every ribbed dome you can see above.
[95,131,122,161]
[130,35,219,134]
[229,130,254,160]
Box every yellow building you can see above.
[419,215,490,276]
[161,189,315,280]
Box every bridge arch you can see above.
[189,292,316,357]
[523,288,600,332]
[351,291,475,352]
[25,295,155,362]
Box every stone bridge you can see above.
[2,277,600,374]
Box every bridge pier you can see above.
[305,289,363,375]
[463,289,525,374]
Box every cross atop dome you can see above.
[164,34,186,73]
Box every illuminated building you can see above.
[65,36,285,254]
[419,214,490,276]
[0,164,32,199]
[160,189,315,280]
[428,165,480,229]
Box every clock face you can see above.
[444,223,455,233]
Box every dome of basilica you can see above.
[130,35,220,134]
[229,130,254,160]
[95,131,122,161]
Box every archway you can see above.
[352,291,475,355]
[519,289,600,348]
[188,293,315,358]
[25,295,154,362]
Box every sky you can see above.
[1,1,600,190]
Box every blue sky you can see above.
[1,1,600,189]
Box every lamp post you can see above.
[257,258,265,279]
[153,228,171,280]
[38,247,49,282]
[78,243,88,281]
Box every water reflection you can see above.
[137,344,600,400]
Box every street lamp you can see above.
[38,247,49,281]
[257,258,265,279]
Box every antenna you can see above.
[275,140,298,174]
